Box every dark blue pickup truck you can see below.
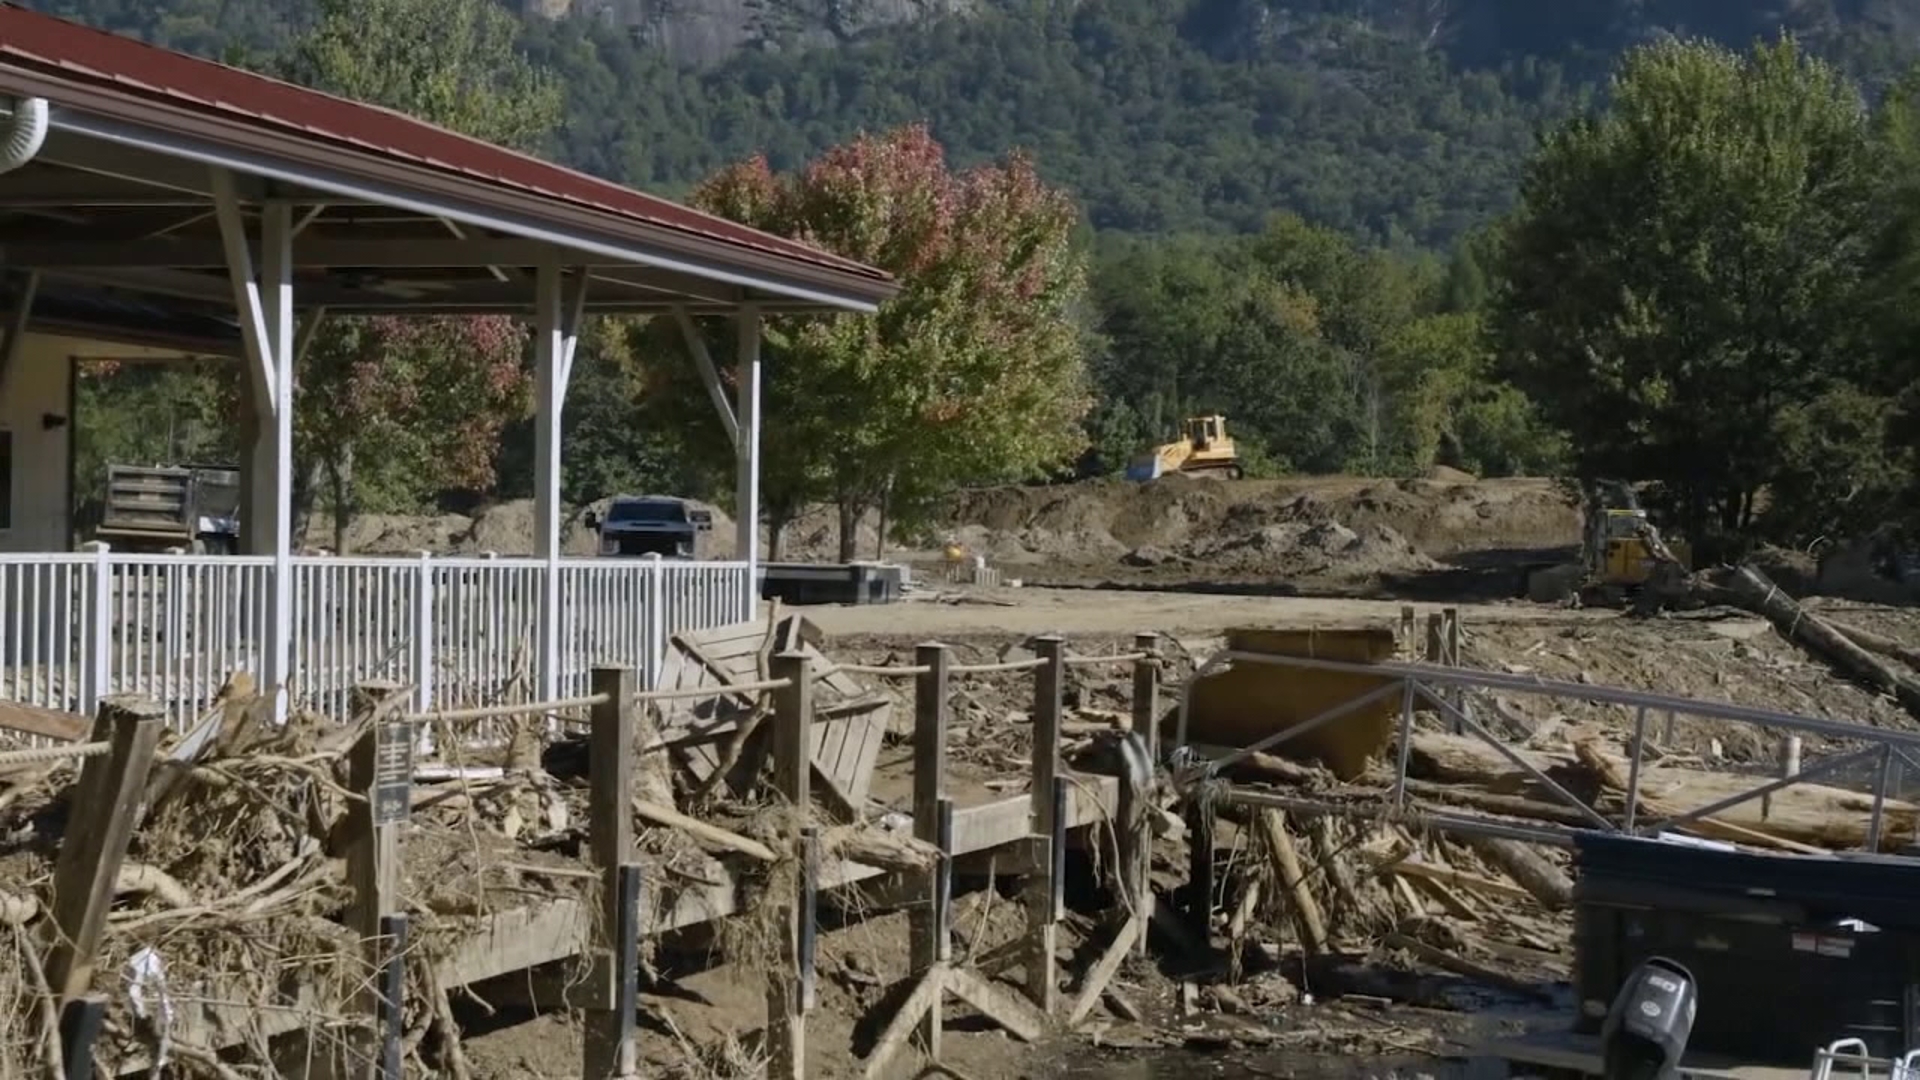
[584,496,713,558]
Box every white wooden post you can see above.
[411,551,435,715]
[260,204,294,721]
[215,171,295,721]
[81,541,111,713]
[532,260,575,704]
[645,553,666,689]
[735,305,762,607]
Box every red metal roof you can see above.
[0,3,888,284]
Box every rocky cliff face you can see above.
[518,0,1920,69]
[522,0,969,65]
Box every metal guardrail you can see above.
[1171,647,1920,852]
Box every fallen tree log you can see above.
[1572,736,1914,852]
[1459,835,1570,910]
[1826,618,1920,672]
[1718,564,1920,723]
[1256,809,1329,956]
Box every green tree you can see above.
[1377,312,1565,477]
[272,0,559,547]
[1491,36,1878,545]
[649,125,1093,559]
[297,318,529,541]
[281,0,562,153]
[1857,71,1920,532]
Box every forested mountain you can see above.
[24,0,1920,556]
[28,0,1920,242]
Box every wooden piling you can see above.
[910,643,951,1057]
[1125,632,1158,956]
[44,696,162,1006]
[59,992,107,1080]
[1184,796,1216,947]
[769,651,814,1080]
[583,667,639,1079]
[346,701,412,1080]
[1025,635,1065,1013]
[1133,631,1160,762]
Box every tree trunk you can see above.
[328,447,355,555]
[766,506,792,562]
[873,479,892,561]
[1827,619,1920,670]
[1718,564,1920,722]
[1461,835,1571,910]
[835,498,863,563]
[292,459,324,551]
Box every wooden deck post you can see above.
[769,650,814,1080]
[910,642,950,1056]
[44,696,162,1005]
[1025,635,1065,1014]
[584,667,639,1080]
[1184,795,1216,948]
[1132,631,1160,765]
[1124,632,1159,957]
[348,706,413,1079]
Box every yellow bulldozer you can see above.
[1125,414,1244,481]
[1527,481,1693,610]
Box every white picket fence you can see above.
[0,549,755,727]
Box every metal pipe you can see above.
[1869,745,1893,852]
[0,97,48,175]
[1646,746,1881,834]
[1625,705,1648,832]
[1392,679,1415,807]
[1417,684,1614,831]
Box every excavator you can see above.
[1528,481,1694,611]
[1125,414,1244,481]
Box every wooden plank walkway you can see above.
[119,775,1119,1073]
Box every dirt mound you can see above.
[925,474,1576,583]
[296,474,1580,587]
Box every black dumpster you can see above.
[759,562,904,606]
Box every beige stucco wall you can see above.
[0,334,195,553]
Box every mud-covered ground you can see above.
[325,468,1917,1078]
[455,587,1920,1079]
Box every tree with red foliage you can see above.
[296,316,527,551]
[657,125,1092,558]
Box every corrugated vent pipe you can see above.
[0,97,49,176]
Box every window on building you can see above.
[0,429,11,531]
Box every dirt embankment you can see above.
[919,473,1581,591]
[302,473,1583,592]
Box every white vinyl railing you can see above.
[0,549,754,728]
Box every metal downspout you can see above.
[0,97,49,175]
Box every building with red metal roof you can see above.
[0,4,892,713]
